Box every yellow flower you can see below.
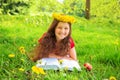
[58,60,63,64]
[109,76,116,80]
[19,46,24,50]
[19,68,25,72]
[32,66,46,75]
[19,46,26,54]
[8,54,15,58]
[20,49,26,54]
[52,13,76,23]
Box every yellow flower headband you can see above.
[52,13,76,23]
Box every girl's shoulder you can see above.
[69,37,75,48]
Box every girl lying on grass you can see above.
[32,13,77,62]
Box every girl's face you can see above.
[55,22,70,42]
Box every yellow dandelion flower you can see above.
[20,49,26,54]
[19,68,25,72]
[52,13,76,23]
[8,54,15,58]
[32,66,46,75]
[19,46,26,54]
[58,60,63,64]
[19,46,24,50]
[109,76,116,80]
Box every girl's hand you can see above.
[62,56,74,60]
[49,53,76,60]
[49,53,62,59]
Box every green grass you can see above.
[0,15,120,80]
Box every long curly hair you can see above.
[32,19,72,62]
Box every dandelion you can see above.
[8,54,15,58]
[52,13,75,23]
[19,68,25,72]
[32,66,46,75]
[19,46,26,54]
[19,46,24,50]
[58,60,63,64]
[109,76,116,80]
[20,49,26,54]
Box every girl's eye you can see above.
[64,27,69,30]
[65,28,68,30]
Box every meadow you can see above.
[0,14,120,80]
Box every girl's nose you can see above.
[61,29,65,33]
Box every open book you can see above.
[36,58,81,71]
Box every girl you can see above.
[32,13,77,62]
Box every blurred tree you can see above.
[0,0,119,20]
[62,0,84,16]
[28,0,63,15]
[91,0,120,19]
[85,0,90,19]
[0,0,30,15]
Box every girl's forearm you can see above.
[63,56,75,60]
[49,53,76,60]
[49,53,62,59]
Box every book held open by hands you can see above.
[36,58,81,71]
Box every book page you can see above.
[36,58,60,70]
[60,59,81,71]
[36,58,81,71]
